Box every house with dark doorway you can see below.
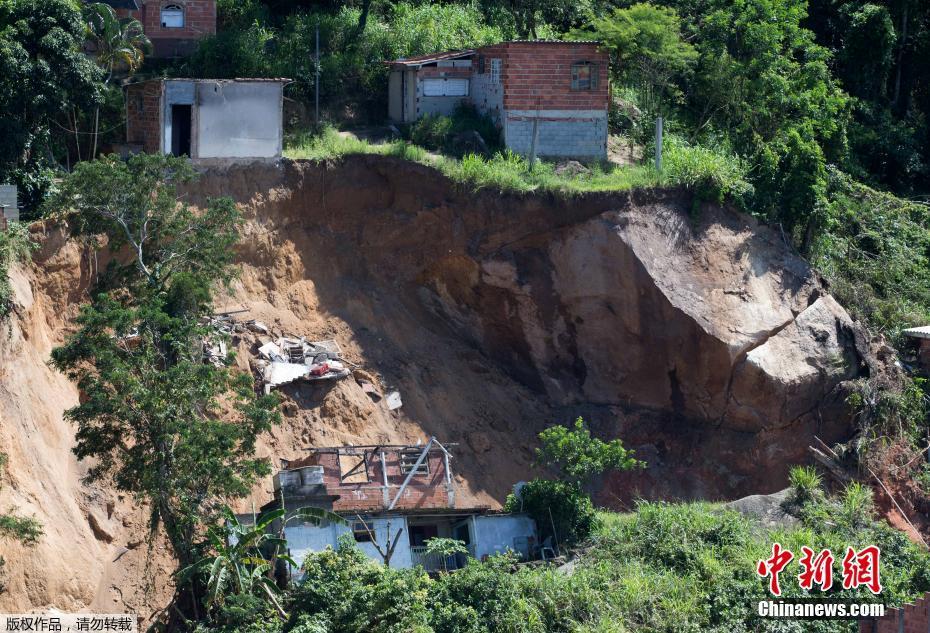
[387,41,610,160]
[258,438,538,572]
[124,78,288,159]
[92,0,216,58]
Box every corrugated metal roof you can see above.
[501,39,602,44]
[123,77,293,86]
[90,0,141,10]
[388,49,477,67]
[902,326,930,340]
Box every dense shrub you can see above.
[192,492,930,633]
[503,479,596,547]
[408,105,501,154]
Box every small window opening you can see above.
[490,58,502,84]
[399,450,430,476]
[161,4,184,28]
[353,519,373,542]
[571,61,598,90]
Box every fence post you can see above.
[655,116,663,172]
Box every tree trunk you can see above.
[356,0,371,36]
[892,2,909,109]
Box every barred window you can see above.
[399,451,430,476]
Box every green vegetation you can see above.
[505,418,642,548]
[535,417,643,488]
[82,3,151,158]
[0,0,102,211]
[0,452,42,594]
[193,481,930,633]
[0,220,36,321]
[285,126,750,198]
[48,154,281,570]
[813,169,930,343]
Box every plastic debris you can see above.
[386,391,403,410]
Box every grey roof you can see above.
[90,0,141,9]
[902,326,930,340]
[123,77,292,86]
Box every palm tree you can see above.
[180,506,346,619]
[83,3,152,157]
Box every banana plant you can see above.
[179,505,346,620]
[82,3,152,157]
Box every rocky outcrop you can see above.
[0,155,892,612]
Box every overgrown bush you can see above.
[408,105,501,155]
[193,492,930,633]
[661,135,754,209]
[812,168,930,343]
[0,221,37,320]
[503,479,596,547]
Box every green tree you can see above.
[48,154,281,570]
[82,2,151,157]
[424,537,468,573]
[535,417,642,488]
[0,0,102,212]
[503,478,595,547]
[575,3,696,121]
[181,506,345,619]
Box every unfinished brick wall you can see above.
[493,42,609,111]
[125,81,162,153]
[297,448,454,513]
[473,42,609,159]
[860,593,930,633]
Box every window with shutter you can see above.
[422,78,469,97]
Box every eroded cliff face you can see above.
[0,155,889,612]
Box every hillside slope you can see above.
[0,155,893,612]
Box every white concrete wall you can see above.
[473,514,537,560]
[0,185,18,222]
[284,515,412,570]
[195,81,283,158]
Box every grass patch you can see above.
[813,168,930,344]
[284,126,752,199]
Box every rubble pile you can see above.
[255,336,350,392]
[197,311,352,392]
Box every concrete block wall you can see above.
[860,592,930,633]
[504,109,607,160]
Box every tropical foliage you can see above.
[48,154,281,569]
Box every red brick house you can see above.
[387,41,610,160]
[261,439,539,571]
[96,0,216,58]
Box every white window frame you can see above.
[422,78,469,97]
[489,59,502,85]
[161,4,184,28]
